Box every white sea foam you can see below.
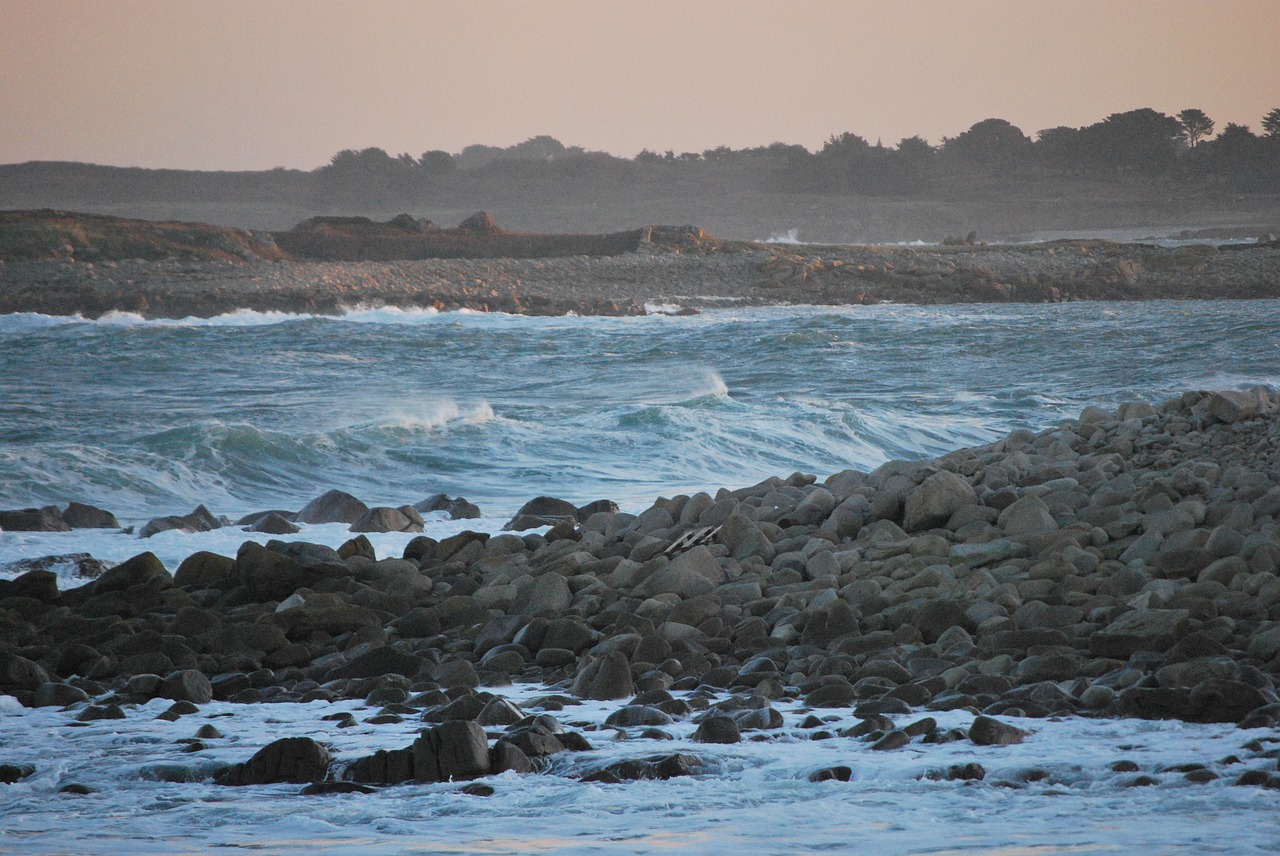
[0,684,1275,854]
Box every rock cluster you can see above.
[3,389,1280,790]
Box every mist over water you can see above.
[2,300,1278,526]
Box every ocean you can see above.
[3,299,1280,854]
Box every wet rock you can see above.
[583,752,703,782]
[32,681,90,707]
[215,737,332,786]
[969,715,1030,746]
[325,647,422,681]
[62,502,120,529]
[808,765,853,782]
[295,490,369,525]
[159,670,213,704]
[0,506,70,532]
[0,763,35,784]
[301,781,376,795]
[573,650,635,700]
[350,506,422,533]
[246,512,300,535]
[692,715,740,744]
[77,703,126,721]
[504,496,579,530]
[413,721,491,783]
[416,494,481,520]
[139,504,223,538]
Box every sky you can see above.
[2,0,1278,171]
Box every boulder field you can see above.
[3,388,1280,789]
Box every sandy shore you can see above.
[2,237,1279,318]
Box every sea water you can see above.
[2,300,1280,853]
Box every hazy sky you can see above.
[3,0,1278,171]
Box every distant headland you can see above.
[1,209,1278,318]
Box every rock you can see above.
[62,502,120,529]
[77,704,126,722]
[969,715,1030,746]
[504,496,579,530]
[692,715,740,744]
[0,763,35,784]
[606,705,674,727]
[870,730,911,751]
[913,599,974,644]
[413,721,491,783]
[584,753,702,782]
[60,551,171,604]
[0,506,70,531]
[577,499,619,520]
[31,681,90,707]
[415,494,481,520]
[236,541,311,601]
[634,546,725,599]
[572,650,634,700]
[997,495,1057,535]
[350,506,420,533]
[159,670,213,704]
[511,574,573,615]
[301,781,376,795]
[295,490,369,525]
[1207,390,1259,424]
[0,568,59,602]
[808,765,852,783]
[138,505,223,538]
[215,737,332,785]
[325,647,422,681]
[246,512,300,535]
[903,472,977,532]
[174,551,237,588]
[1090,609,1191,658]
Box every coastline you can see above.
[2,211,1279,318]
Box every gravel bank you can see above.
[2,239,1278,318]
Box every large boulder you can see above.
[503,496,579,530]
[413,721,491,783]
[174,551,237,589]
[215,737,332,786]
[62,502,120,529]
[295,490,369,525]
[633,546,725,599]
[236,541,338,601]
[572,650,634,700]
[0,506,70,532]
[1090,609,1192,658]
[903,471,978,532]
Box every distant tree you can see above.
[820,132,872,161]
[635,149,662,164]
[941,118,1032,167]
[418,150,456,173]
[1035,125,1086,170]
[1081,108,1183,174]
[1263,108,1280,137]
[895,135,934,162]
[1176,109,1214,147]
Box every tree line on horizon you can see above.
[4,106,1278,212]
[313,106,1280,201]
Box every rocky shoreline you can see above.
[2,215,1279,318]
[3,388,1280,792]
